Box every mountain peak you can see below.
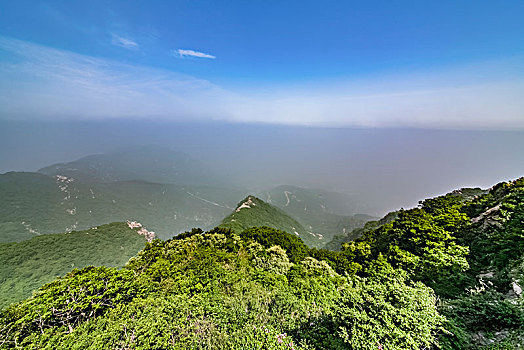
[221,195,322,247]
[235,195,259,212]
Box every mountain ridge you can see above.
[219,195,323,247]
[0,177,523,348]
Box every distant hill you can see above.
[0,171,245,241]
[38,145,231,187]
[0,222,150,309]
[2,148,377,245]
[219,195,323,247]
[258,185,376,246]
[259,185,364,215]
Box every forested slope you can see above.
[220,196,323,247]
[1,177,523,349]
[0,222,149,309]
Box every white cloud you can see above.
[231,83,524,129]
[0,36,522,129]
[0,37,232,121]
[111,34,139,49]
[175,49,215,59]
[227,60,524,130]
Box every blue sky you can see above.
[1,0,523,128]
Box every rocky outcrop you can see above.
[127,220,155,242]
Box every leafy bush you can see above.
[241,226,309,264]
[297,271,443,350]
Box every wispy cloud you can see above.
[0,36,522,129]
[111,34,139,49]
[175,49,215,59]
[0,37,232,121]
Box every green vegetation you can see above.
[338,179,524,348]
[0,227,442,349]
[0,171,245,241]
[1,178,523,349]
[323,210,399,250]
[0,222,147,309]
[220,196,323,247]
[2,151,375,246]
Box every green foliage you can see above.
[295,271,442,350]
[2,177,524,349]
[321,179,524,348]
[0,266,146,348]
[0,222,147,309]
[334,275,442,350]
[0,171,245,242]
[220,196,322,248]
[352,203,470,296]
[240,226,309,264]
[324,210,399,251]
[0,224,444,349]
[439,291,524,349]
[459,178,524,291]
[443,291,524,332]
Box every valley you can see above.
[0,147,373,245]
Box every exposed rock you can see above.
[127,220,142,229]
[471,329,524,349]
[472,205,501,223]
[512,281,522,297]
[137,227,155,243]
[478,271,495,279]
[127,220,155,242]
[236,196,256,212]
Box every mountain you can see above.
[0,222,151,309]
[2,149,375,245]
[1,177,523,349]
[343,178,524,348]
[219,195,323,247]
[38,145,230,187]
[0,171,246,241]
[258,185,376,245]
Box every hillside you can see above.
[342,178,524,348]
[1,178,523,349]
[258,186,376,246]
[259,185,365,215]
[0,222,150,309]
[0,171,245,241]
[2,149,376,245]
[323,211,400,250]
[324,187,487,251]
[0,226,443,349]
[219,195,323,247]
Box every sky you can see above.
[0,0,523,128]
[1,1,524,214]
